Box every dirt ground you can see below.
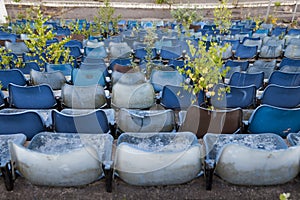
[2,2,300,200]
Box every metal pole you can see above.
[265,0,272,22]
[0,0,8,24]
[292,0,299,22]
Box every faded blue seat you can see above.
[279,58,300,70]
[71,68,107,87]
[247,105,300,137]
[13,62,41,75]
[247,60,276,80]
[45,63,73,77]
[260,84,300,108]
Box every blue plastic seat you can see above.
[0,69,27,90]
[0,110,45,140]
[268,71,300,86]
[211,84,256,109]
[221,40,240,52]
[247,105,300,137]
[8,83,56,109]
[5,41,29,56]
[234,44,257,59]
[12,62,41,75]
[109,58,132,71]
[160,45,182,60]
[224,60,249,78]
[229,71,264,89]
[260,84,300,108]
[247,60,276,79]
[279,58,300,70]
[51,109,110,134]
[271,26,287,37]
[84,46,108,59]
[160,85,196,110]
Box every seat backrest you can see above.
[71,68,106,87]
[279,57,300,69]
[5,41,29,56]
[268,71,300,86]
[45,63,73,76]
[234,44,258,59]
[259,45,282,58]
[247,59,276,79]
[248,105,300,137]
[0,69,27,90]
[51,109,109,133]
[0,111,45,140]
[284,45,300,59]
[160,85,196,110]
[84,46,108,59]
[61,84,106,109]
[8,83,56,109]
[13,62,41,75]
[30,70,66,90]
[179,105,242,138]
[211,84,256,109]
[150,70,184,92]
[261,84,300,108]
[229,71,264,89]
[109,42,132,59]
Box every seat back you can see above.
[261,84,300,108]
[234,44,257,59]
[248,105,300,137]
[71,68,106,87]
[211,84,256,109]
[61,84,106,109]
[0,69,27,90]
[51,109,110,133]
[0,111,45,139]
[179,105,242,138]
[268,71,300,86]
[229,71,264,89]
[160,85,196,110]
[45,63,73,76]
[5,41,29,56]
[150,70,184,92]
[247,59,276,79]
[30,70,66,90]
[8,83,56,109]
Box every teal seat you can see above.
[247,105,300,137]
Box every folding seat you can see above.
[8,83,57,109]
[280,66,300,73]
[0,69,27,90]
[22,52,46,68]
[247,59,276,80]
[115,132,202,186]
[133,47,157,61]
[123,36,138,49]
[81,57,106,65]
[150,69,185,93]
[51,109,110,134]
[203,133,298,190]
[228,71,264,89]
[61,84,107,109]
[210,84,257,109]
[9,132,114,191]
[247,105,300,137]
[30,69,66,91]
[160,85,196,110]
[262,36,284,47]
[179,105,242,138]
[0,33,17,46]
[159,45,182,60]
[233,44,257,60]
[5,41,29,56]
[0,110,45,139]
[259,84,300,108]
[285,37,300,47]
[259,44,282,59]
[268,71,300,86]
[252,29,268,39]
[117,108,176,133]
[108,57,132,71]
